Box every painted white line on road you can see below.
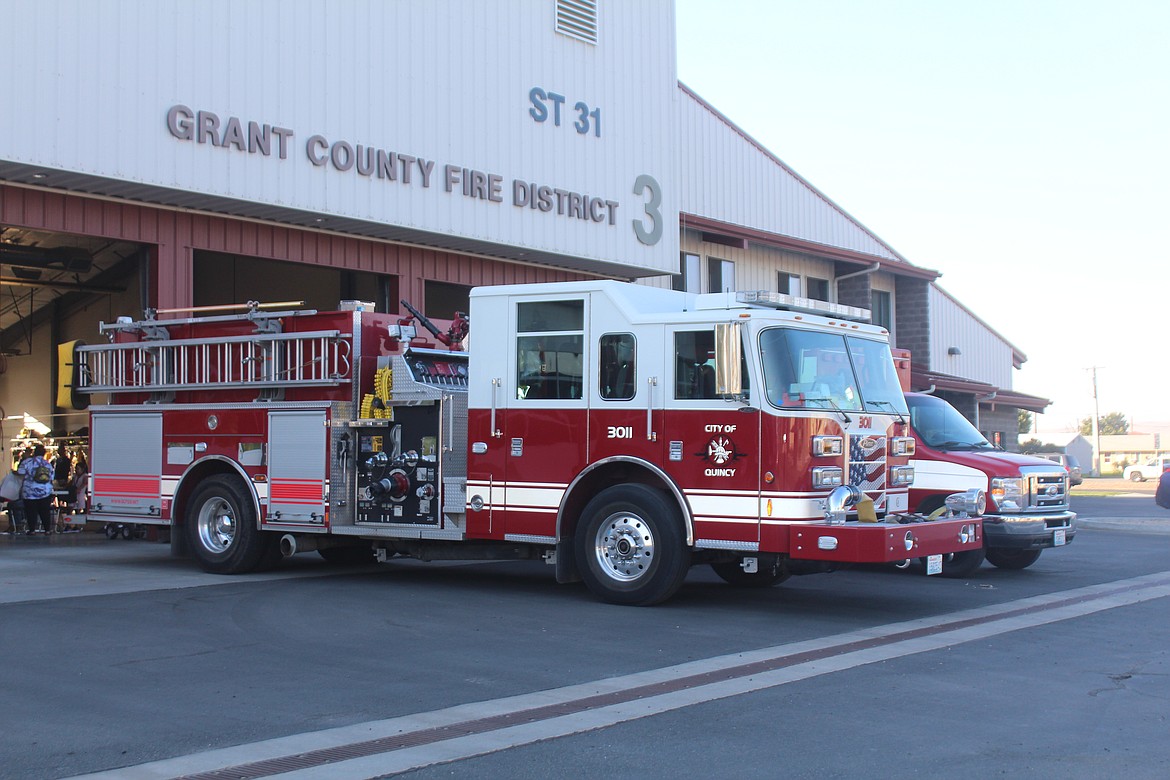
[68,570,1170,780]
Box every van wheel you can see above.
[575,484,690,606]
[940,547,986,577]
[186,475,268,574]
[985,548,1042,570]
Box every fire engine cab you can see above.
[76,280,983,605]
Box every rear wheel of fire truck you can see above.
[575,484,690,606]
[186,476,269,574]
[916,496,985,578]
[985,547,1042,570]
[710,560,790,588]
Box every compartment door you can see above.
[91,412,163,519]
[267,409,327,524]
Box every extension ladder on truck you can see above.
[76,303,353,401]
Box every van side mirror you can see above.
[714,322,742,398]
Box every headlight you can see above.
[812,466,844,489]
[811,435,844,456]
[990,477,1023,510]
[889,465,915,487]
[890,436,916,456]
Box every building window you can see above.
[708,257,735,293]
[777,272,800,297]
[871,290,892,331]
[806,277,829,301]
[674,252,701,293]
[424,281,471,320]
[599,333,636,400]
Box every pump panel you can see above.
[354,404,441,525]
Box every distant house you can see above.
[1019,433,1095,474]
[1099,433,1164,475]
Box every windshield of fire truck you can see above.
[758,329,908,415]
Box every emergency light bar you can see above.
[735,291,871,323]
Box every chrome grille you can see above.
[1028,472,1069,509]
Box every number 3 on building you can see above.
[632,174,663,246]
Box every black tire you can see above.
[318,546,376,564]
[939,547,986,578]
[104,524,119,539]
[120,525,134,540]
[1130,472,1144,482]
[711,561,790,588]
[574,484,690,606]
[985,547,1042,570]
[185,475,268,574]
[914,495,986,577]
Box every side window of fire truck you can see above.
[674,331,716,400]
[516,300,585,401]
[674,330,751,400]
[599,333,636,400]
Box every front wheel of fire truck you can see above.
[575,484,691,606]
[186,475,270,574]
[985,547,1042,570]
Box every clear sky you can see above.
[675,0,1169,435]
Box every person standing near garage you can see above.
[18,444,55,534]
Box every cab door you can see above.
[501,296,591,541]
[661,326,761,549]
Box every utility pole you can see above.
[1089,366,1102,477]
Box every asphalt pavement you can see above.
[2,489,1168,779]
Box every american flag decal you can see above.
[849,434,887,497]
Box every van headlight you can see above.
[990,477,1023,510]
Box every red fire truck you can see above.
[76,281,982,604]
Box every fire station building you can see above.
[0,0,1046,446]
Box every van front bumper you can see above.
[981,510,1076,550]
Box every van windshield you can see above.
[758,328,908,415]
[905,394,993,450]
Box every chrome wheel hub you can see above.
[594,513,654,582]
[197,497,236,554]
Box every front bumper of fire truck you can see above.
[789,517,984,564]
[788,485,983,564]
[979,510,1077,550]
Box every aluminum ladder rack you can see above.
[77,321,353,400]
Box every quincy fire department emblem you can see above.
[696,434,747,477]
[708,436,737,464]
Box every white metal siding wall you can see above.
[676,89,899,261]
[641,230,836,292]
[929,285,1014,387]
[3,0,679,272]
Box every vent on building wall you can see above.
[556,0,598,44]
